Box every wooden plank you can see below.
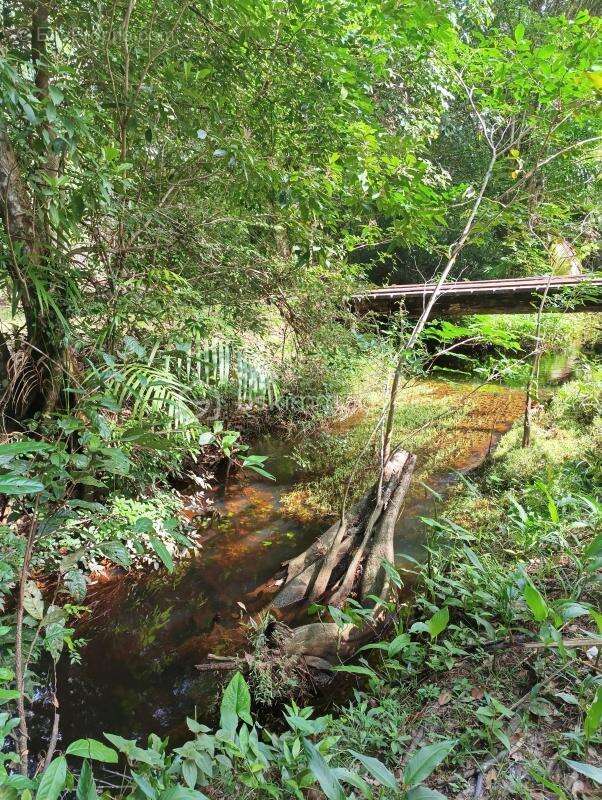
[353,275,602,317]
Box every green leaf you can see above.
[48,86,64,106]
[331,665,376,677]
[148,535,174,573]
[407,788,448,800]
[349,750,397,790]
[103,734,161,766]
[131,771,157,800]
[304,740,345,800]
[563,759,602,785]
[186,718,210,735]
[219,672,252,732]
[427,607,449,639]
[0,688,21,704]
[0,441,51,457]
[23,581,44,619]
[99,541,131,568]
[584,533,602,559]
[331,767,373,799]
[388,633,411,657]
[0,476,45,496]
[159,788,209,800]
[64,570,87,602]
[514,23,525,42]
[133,517,154,533]
[181,760,197,789]
[35,757,67,800]
[523,582,548,622]
[403,741,456,789]
[584,686,602,739]
[66,739,118,763]
[76,760,97,800]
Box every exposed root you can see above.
[198,448,416,686]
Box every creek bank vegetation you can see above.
[0,0,601,798]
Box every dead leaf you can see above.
[471,686,485,701]
[570,779,585,798]
[484,769,497,788]
[438,691,452,706]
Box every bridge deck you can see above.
[354,275,602,317]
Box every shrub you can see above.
[492,420,594,487]
[550,370,602,428]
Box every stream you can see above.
[31,364,574,754]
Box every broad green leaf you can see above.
[186,718,210,734]
[35,757,67,800]
[403,740,456,788]
[103,734,161,766]
[23,581,44,620]
[304,740,345,800]
[0,476,45,496]
[66,739,118,763]
[159,788,209,800]
[584,534,602,559]
[0,688,21,704]
[99,542,131,569]
[388,633,411,657]
[349,750,397,790]
[148,535,174,573]
[0,667,15,682]
[133,517,154,533]
[0,442,50,457]
[131,771,156,800]
[427,607,449,639]
[523,582,548,622]
[181,760,197,789]
[584,686,602,739]
[332,665,376,677]
[331,767,372,799]
[219,672,252,732]
[76,760,97,800]
[407,788,448,800]
[564,759,602,785]
[64,570,87,602]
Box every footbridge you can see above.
[353,275,602,317]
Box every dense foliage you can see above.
[0,0,600,798]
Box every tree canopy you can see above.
[0,0,600,422]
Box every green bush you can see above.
[550,369,602,428]
[492,420,597,488]
[34,491,192,572]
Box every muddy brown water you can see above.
[30,370,571,754]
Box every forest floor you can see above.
[317,374,602,799]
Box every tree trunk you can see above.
[0,4,67,422]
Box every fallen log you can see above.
[198,448,417,676]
